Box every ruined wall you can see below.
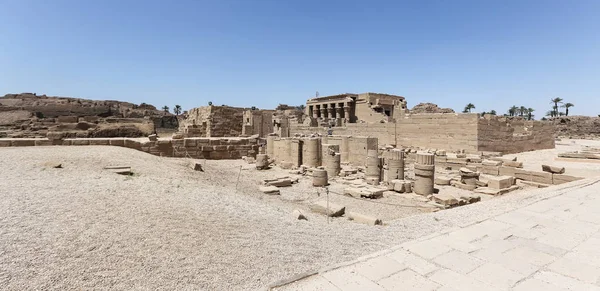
[242,110,274,137]
[291,114,480,151]
[0,137,259,160]
[478,116,555,154]
[552,116,600,138]
[179,106,245,137]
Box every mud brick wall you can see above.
[478,117,555,154]
[0,137,259,160]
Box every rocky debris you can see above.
[486,176,515,190]
[346,212,382,226]
[434,176,451,186]
[104,165,132,175]
[148,134,158,141]
[475,185,520,195]
[259,186,280,195]
[542,164,566,174]
[410,103,455,114]
[459,192,481,204]
[290,209,307,221]
[553,116,600,139]
[192,162,204,172]
[310,200,345,217]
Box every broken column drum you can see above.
[256,154,269,170]
[414,153,435,195]
[313,169,328,186]
[325,153,341,178]
[303,138,321,168]
[366,150,381,182]
[386,149,405,181]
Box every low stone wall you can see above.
[478,117,555,154]
[0,137,260,160]
[267,135,378,167]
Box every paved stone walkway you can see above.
[273,179,600,291]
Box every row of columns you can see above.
[308,103,351,120]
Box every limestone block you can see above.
[104,166,132,175]
[279,162,293,170]
[109,139,125,147]
[502,160,523,168]
[451,180,477,191]
[490,156,517,162]
[517,180,550,188]
[499,166,517,177]
[11,140,35,147]
[433,193,459,207]
[482,159,503,166]
[192,162,204,172]
[474,185,520,196]
[487,175,515,189]
[267,178,292,187]
[148,134,158,141]
[459,192,481,204]
[392,180,412,193]
[435,176,451,186]
[89,139,110,145]
[542,165,565,174]
[290,209,307,221]
[259,186,280,195]
[479,165,500,176]
[467,155,483,163]
[552,174,583,185]
[310,200,345,217]
[0,140,12,147]
[347,212,382,226]
[34,139,52,146]
[515,169,553,184]
[172,133,184,139]
[46,131,64,140]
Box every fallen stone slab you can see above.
[515,169,553,184]
[482,159,503,166]
[542,164,565,174]
[148,134,158,141]
[432,193,460,207]
[502,160,523,168]
[552,174,584,185]
[558,152,600,160]
[487,175,515,190]
[310,200,345,217]
[343,187,385,199]
[260,186,280,194]
[267,179,292,187]
[475,185,520,196]
[104,166,132,175]
[451,180,477,191]
[347,212,382,226]
[392,180,412,193]
[459,192,481,204]
[517,180,550,188]
[43,161,63,168]
[499,166,517,177]
[434,176,451,186]
[290,209,307,221]
[490,156,518,162]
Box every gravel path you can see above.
[0,146,596,290]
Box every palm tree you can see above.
[508,105,518,117]
[550,97,563,117]
[489,110,497,115]
[464,103,475,113]
[173,105,182,115]
[562,103,574,116]
[527,108,535,120]
[546,110,554,117]
[162,105,169,113]
[518,106,528,117]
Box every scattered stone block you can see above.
[172,133,184,139]
[148,134,158,141]
[347,212,382,226]
[279,162,293,170]
[479,165,500,176]
[482,159,503,166]
[310,200,345,217]
[552,174,584,185]
[499,166,517,177]
[392,180,412,193]
[517,180,550,188]
[343,187,384,199]
[459,192,481,204]
[542,164,566,174]
[46,131,64,140]
[474,185,520,195]
[433,193,459,207]
[435,176,451,186]
[490,156,517,162]
[267,178,292,187]
[515,169,553,184]
[487,175,515,190]
[451,180,477,191]
[502,160,523,168]
[259,186,280,195]
[290,209,307,221]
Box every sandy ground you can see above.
[505,138,600,178]
[0,144,599,290]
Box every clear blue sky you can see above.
[1,0,599,117]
